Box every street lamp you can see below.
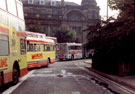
[107,0,109,20]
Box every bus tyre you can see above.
[71,55,74,60]
[46,58,50,67]
[12,65,19,85]
[45,62,49,68]
[0,72,4,88]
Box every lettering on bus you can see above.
[32,53,43,59]
[0,58,8,68]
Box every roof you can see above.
[57,43,82,46]
[53,1,79,6]
[25,31,54,44]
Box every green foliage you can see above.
[87,0,135,75]
[108,0,134,17]
[27,24,47,34]
[54,28,77,43]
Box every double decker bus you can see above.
[0,0,27,87]
[26,31,56,68]
[56,43,82,60]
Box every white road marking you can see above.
[2,70,35,94]
[75,62,135,94]
[61,70,66,74]
[36,70,52,73]
[72,91,81,94]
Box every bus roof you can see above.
[57,43,82,46]
[25,31,54,44]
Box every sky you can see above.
[58,0,119,20]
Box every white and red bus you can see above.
[0,0,27,87]
[26,31,56,68]
[56,43,82,60]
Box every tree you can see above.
[54,28,77,43]
[87,0,135,75]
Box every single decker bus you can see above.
[56,43,82,60]
[26,31,56,68]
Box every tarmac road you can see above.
[1,59,131,94]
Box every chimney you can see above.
[61,0,65,6]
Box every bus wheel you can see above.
[0,72,4,88]
[71,55,74,60]
[12,65,19,85]
[59,59,63,61]
[46,58,51,67]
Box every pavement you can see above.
[84,59,135,91]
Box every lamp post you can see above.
[107,0,109,20]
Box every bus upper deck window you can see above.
[0,0,6,10]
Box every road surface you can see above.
[1,60,132,94]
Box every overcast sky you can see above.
[59,0,119,20]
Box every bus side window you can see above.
[56,45,59,50]
[50,45,53,51]
[40,44,44,52]
[53,45,55,51]
[0,35,9,55]
[34,44,39,52]
[20,39,26,54]
[27,42,33,52]
[44,44,47,51]
[46,44,50,51]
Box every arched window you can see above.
[67,11,85,21]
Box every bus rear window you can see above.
[0,35,9,55]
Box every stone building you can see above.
[20,0,100,57]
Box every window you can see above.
[39,0,45,5]
[28,0,33,4]
[40,44,45,51]
[70,46,82,50]
[17,3,24,19]
[50,45,55,51]
[0,0,6,10]
[20,39,26,55]
[50,1,56,6]
[7,0,17,16]
[27,42,33,52]
[34,44,39,51]
[0,35,9,55]
[45,44,50,51]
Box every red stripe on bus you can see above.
[20,68,28,77]
[17,32,26,37]
[3,68,27,84]
[4,72,12,84]
[27,40,54,44]
[38,62,48,67]
[0,27,9,34]
[27,61,48,68]
[50,60,56,64]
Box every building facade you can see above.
[20,0,100,57]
